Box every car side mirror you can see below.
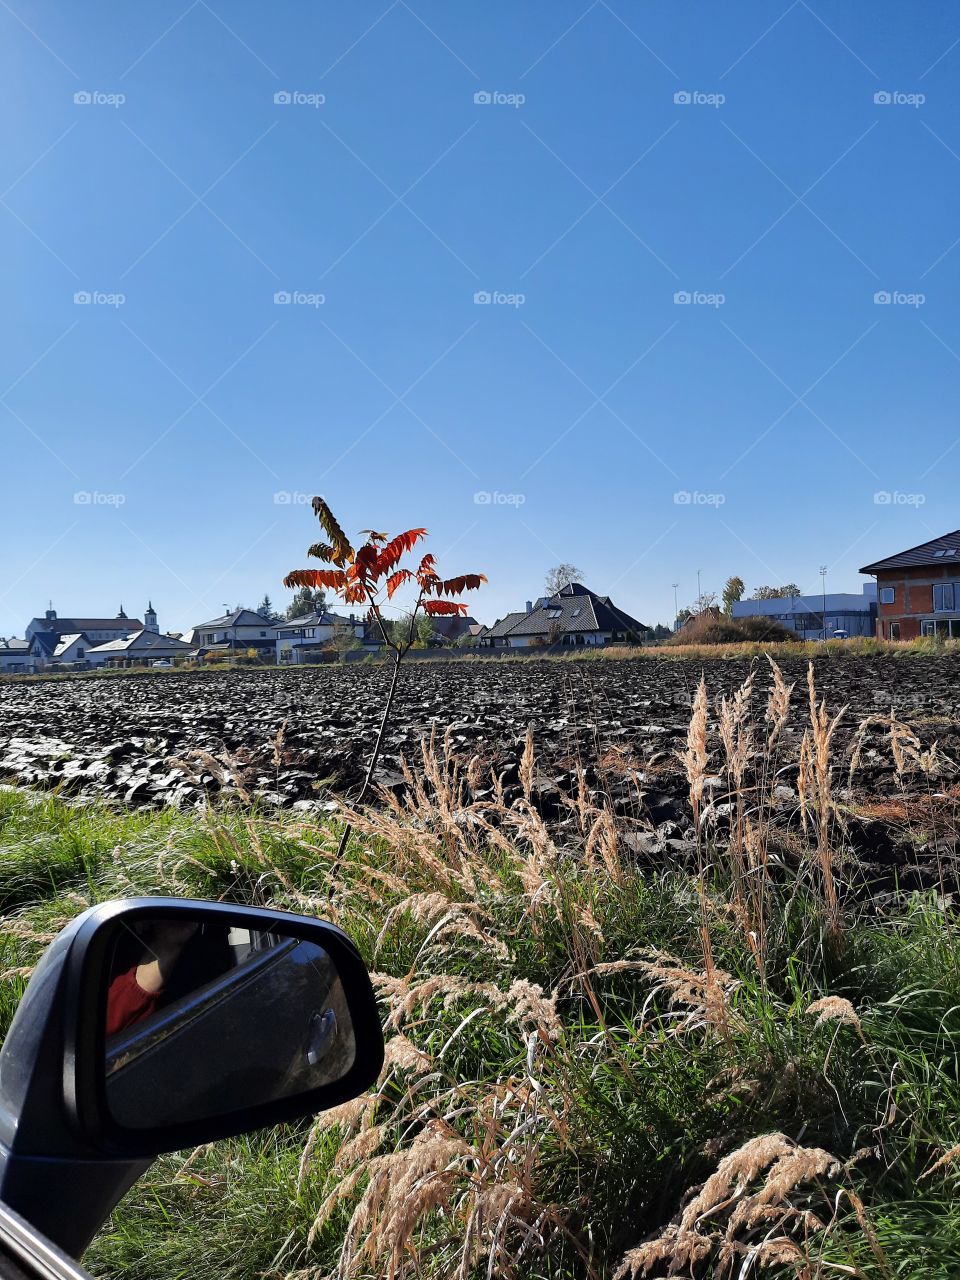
[0,898,384,1259]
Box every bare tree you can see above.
[545,563,583,595]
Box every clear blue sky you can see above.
[2,1,959,635]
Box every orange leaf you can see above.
[423,600,467,616]
[386,569,414,599]
[283,569,347,590]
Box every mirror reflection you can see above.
[103,916,356,1129]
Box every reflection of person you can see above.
[106,922,198,1036]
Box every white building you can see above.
[185,609,278,660]
[0,638,31,674]
[275,610,365,664]
[86,630,195,667]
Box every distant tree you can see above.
[545,563,583,596]
[689,592,718,615]
[652,623,673,641]
[722,576,745,615]
[676,608,692,627]
[329,619,361,658]
[256,594,281,623]
[750,584,802,601]
[286,585,327,619]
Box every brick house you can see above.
[860,529,960,640]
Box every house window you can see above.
[260,631,266,637]
[77,647,84,658]
[933,584,956,612]
[879,587,895,605]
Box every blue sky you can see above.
[2,1,960,635]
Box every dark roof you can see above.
[275,611,359,631]
[860,530,960,574]
[29,616,142,636]
[482,587,647,641]
[481,611,528,639]
[193,609,277,630]
[429,615,477,641]
[29,631,58,655]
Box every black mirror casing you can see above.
[0,898,384,1258]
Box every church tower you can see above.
[144,601,159,634]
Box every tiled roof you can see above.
[88,630,194,653]
[860,530,960,574]
[193,609,276,629]
[276,610,358,631]
[482,587,647,640]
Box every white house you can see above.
[24,603,157,670]
[86,630,195,667]
[275,610,365,664]
[186,609,278,659]
[51,633,94,666]
[0,638,31,674]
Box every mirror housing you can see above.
[0,898,383,1257]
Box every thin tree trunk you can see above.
[332,647,403,871]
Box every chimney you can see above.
[525,600,533,614]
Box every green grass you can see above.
[2,770,960,1276]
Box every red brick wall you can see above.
[874,564,959,637]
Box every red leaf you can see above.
[386,569,413,599]
[375,528,427,574]
[440,573,487,596]
[423,600,467,615]
[283,569,347,590]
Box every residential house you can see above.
[477,583,648,648]
[861,529,960,639]
[0,638,31,674]
[50,633,94,667]
[87,630,196,667]
[427,614,479,645]
[732,585,877,639]
[187,609,279,660]
[275,611,365,664]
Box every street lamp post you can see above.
[819,566,827,640]
[672,582,679,629]
[696,569,702,608]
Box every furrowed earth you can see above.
[1,655,959,896]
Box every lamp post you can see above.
[696,569,702,608]
[819,566,827,640]
[672,582,679,629]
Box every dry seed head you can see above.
[807,995,865,1039]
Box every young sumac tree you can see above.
[284,498,486,864]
